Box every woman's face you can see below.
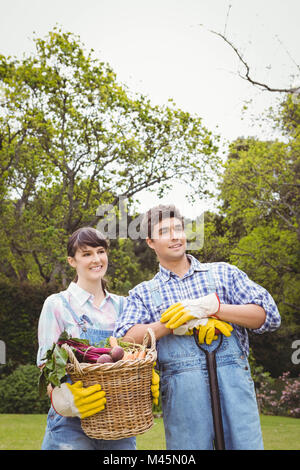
[68,245,108,283]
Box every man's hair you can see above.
[141,204,184,239]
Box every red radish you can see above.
[110,346,124,362]
[97,354,113,364]
[57,337,111,363]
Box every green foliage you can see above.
[249,350,300,418]
[220,100,299,374]
[0,27,219,287]
[0,365,50,414]
[0,280,57,369]
[38,344,69,397]
[193,96,300,377]
[108,238,158,295]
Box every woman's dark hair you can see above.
[67,227,109,291]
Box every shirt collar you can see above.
[158,254,208,282]
[67,282,111,307]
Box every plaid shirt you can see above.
[114,255,281,355]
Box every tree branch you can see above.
[208,29,300,94]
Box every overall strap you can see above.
[59,293,92,327]
[110,295,125,315]
[206,267,216,294]
[148,279,163,308]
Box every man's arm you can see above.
[123,321,171,345]
[228,264,281,333]
[114,288,171,344]
[216,303,266,329]
[124,303,266,342]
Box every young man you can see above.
[114,205,281,450]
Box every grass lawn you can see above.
[0,414,299,450]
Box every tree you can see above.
[215,97,300,376]
[0,28,220,287]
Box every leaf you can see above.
[38,343,69,396]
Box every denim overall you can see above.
[41,294,136,450]
[149,269,264,450]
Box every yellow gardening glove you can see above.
[160,294,220,330]
[51,380,106,419]
[151,363,160,406]
[197,318,233,345]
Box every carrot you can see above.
[122,352,132,360]
[137,350,146,359]
[109,336,118,348]
[122,348,144,360]
[132,350,140,360]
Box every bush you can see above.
[249,350,300,418]
[0,364,50,414]
[0,280,58,370]
[278,372,300,418]
[255,371,300,418]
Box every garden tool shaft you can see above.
[193,329,225,450]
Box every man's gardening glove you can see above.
[151,363,160,406]
[196,318,233,345]
[171,317,209,335]
[51,380,106,419]
[160,293,220,330]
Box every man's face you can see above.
[146,217,186,262]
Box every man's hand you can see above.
[197,318,233,344]
[51,380,106,419]
[160,293,220,330]
[172,317,208,335]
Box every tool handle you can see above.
[206,351,225,450]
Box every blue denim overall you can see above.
[149,270,264,450]
[41,294,136,450]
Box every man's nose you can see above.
[170,229,178,239]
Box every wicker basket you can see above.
[62,328,157,440]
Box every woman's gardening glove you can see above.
[151,364,160,406]
[51,380,106,419]
[160,293,220,330]
[196,318,233,345]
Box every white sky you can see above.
[1,0,299,218]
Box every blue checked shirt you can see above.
[114,255,281,355]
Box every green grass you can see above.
[260,415,300,450]
[0,414,299,450]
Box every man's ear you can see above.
[146,237,155,250]
[67,256,76,268]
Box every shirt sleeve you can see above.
[36,295,64,366]
[229,264,281,334]
[113,288,153,338]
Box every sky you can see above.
[1,0,299,218]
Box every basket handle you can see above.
[61,343,84,375]
[142,328,156,352]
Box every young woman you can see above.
[37,227,137,450]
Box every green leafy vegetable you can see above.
[39,343,69,397]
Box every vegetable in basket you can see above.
[39,331,156,396]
